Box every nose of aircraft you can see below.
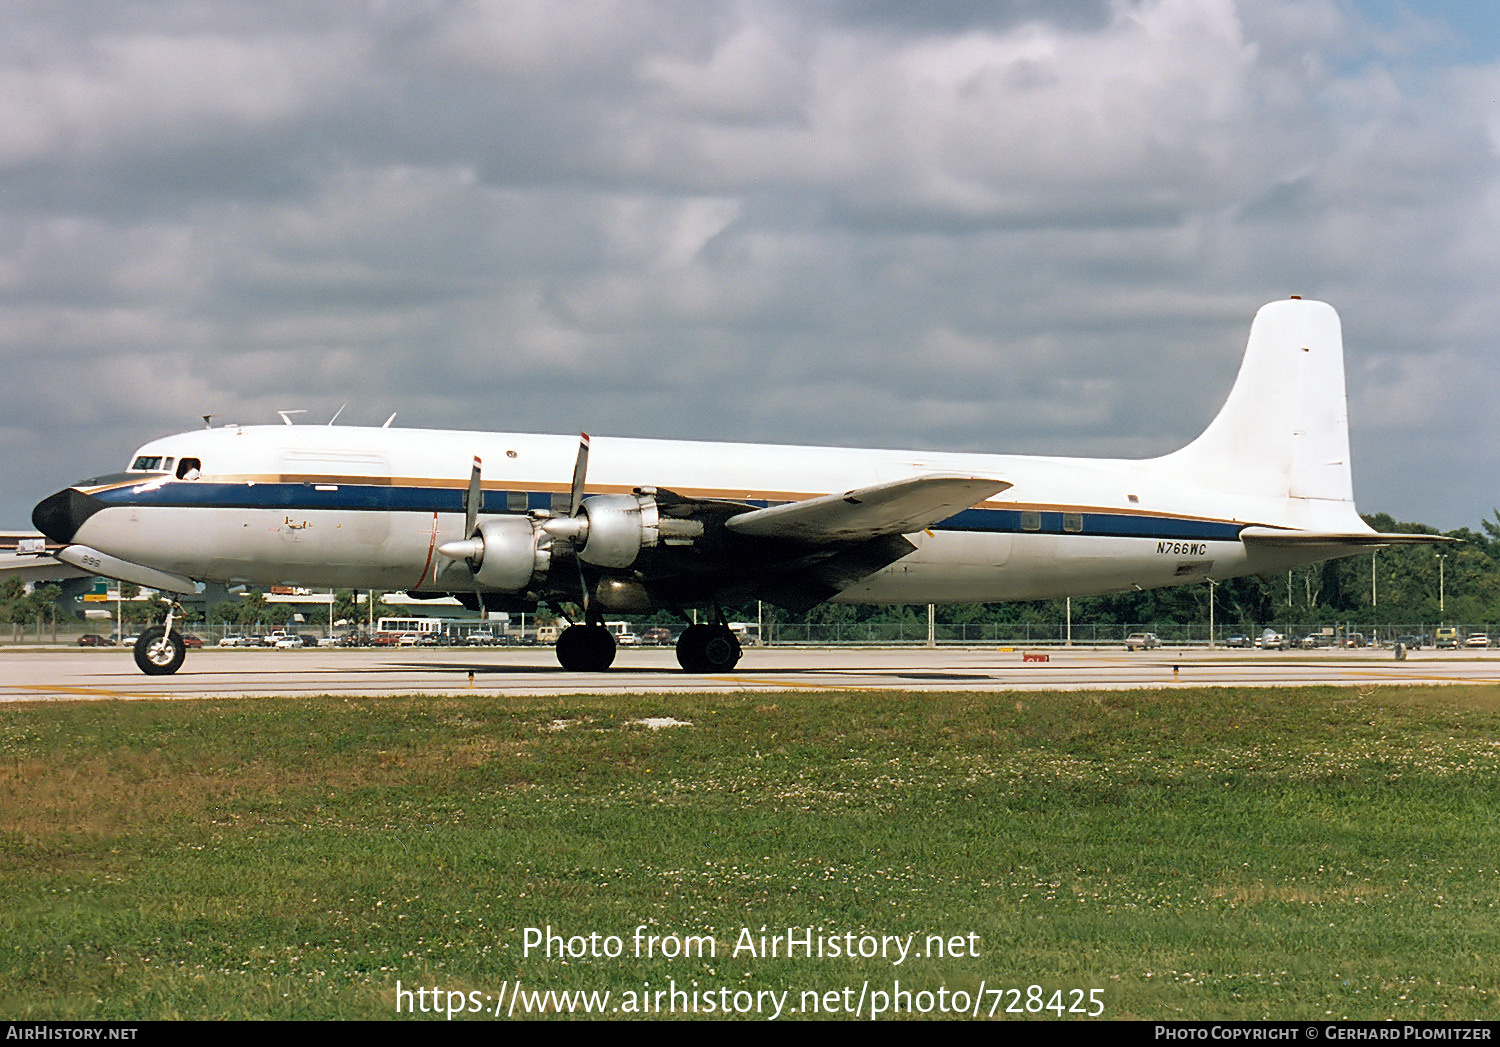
[32,487,107,545]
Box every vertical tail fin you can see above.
[1157,298,1362,528]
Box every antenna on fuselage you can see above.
[277,410,307,426]
[328,404,346,426]
[382,412,397,428]
[202,415,213,429]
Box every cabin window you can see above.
[1063,513,1083,533]
[1020,511,1041,531]
[551,492,571,513]
[507,491,528,511]
[176,457,202,480]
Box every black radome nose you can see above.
[32,488,106,545]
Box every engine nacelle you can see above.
[575,492,660,569]
[539,489,701,567]
[469,516,551,592]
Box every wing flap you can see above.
[725,475,1010,543]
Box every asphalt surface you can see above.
[4,644,1499,701]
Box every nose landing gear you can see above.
[134,599,186,675]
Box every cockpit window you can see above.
[176,457,201,480]
[130,455,167,472]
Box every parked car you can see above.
[182,634,204,649]
[1125,633,1160,651]
[1224,634,1250,648]
[77,633,109,647]
[1465,634,1491,649]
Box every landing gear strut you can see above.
[134,600,186,676]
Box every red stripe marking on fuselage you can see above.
[414,512,439,589]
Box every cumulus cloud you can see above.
[2,0,1497,530]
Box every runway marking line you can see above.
[11,684,170,699]
[1345,670,1500,684]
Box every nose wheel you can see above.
[134,625,186,675]
[675,624,741,673]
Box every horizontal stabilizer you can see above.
[726,475,1010,543]
[1240,526,1458,549]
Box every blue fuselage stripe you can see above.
[89,481,1248,542]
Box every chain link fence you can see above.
[7,615,1499,649]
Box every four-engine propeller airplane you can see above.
[32,297,1447,676]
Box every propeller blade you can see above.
[464,456,482,538]
[567,433,590,517]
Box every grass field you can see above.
[2,685,1498,1020]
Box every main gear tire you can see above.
[676,624,741,673]
[556,624,616,672]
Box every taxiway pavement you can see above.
[4,645,1499,702]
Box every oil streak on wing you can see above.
[725,475,1011,543]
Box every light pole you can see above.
[1436,553,1447,619]
[1207,579,1216,649]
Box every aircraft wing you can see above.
[1239,526,1459,548]
[724,475,1010,543]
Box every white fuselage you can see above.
[64,422,1331,604]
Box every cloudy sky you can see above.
[3,0,1496,531]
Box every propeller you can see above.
[438,435,592,566]
[569,433,589,516]
[433,434,651,608]
[541,434,595,613]
[465,455,482,542]
[436,455,486,564]
[541,434,591,545]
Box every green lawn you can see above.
[2,686,1497,1019]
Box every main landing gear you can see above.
[134,600,186,676]
[675,622,741,673]
[550,612,744,673]
[555,623,617,672]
